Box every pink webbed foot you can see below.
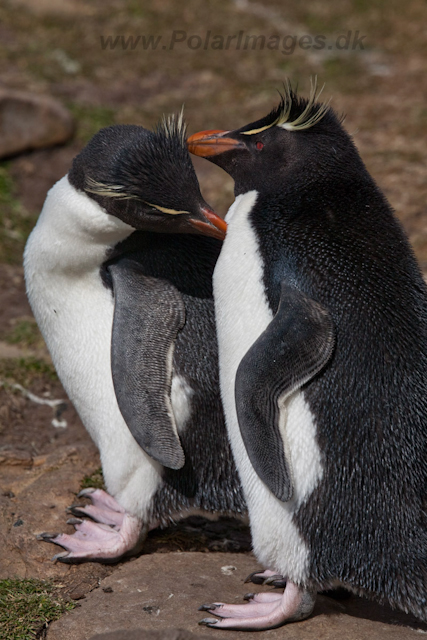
[37,488,147,563]
[67,487,126,526]
[199,581,316,630]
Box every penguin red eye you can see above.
[256,141,264,150]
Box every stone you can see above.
[46,552,427,640]
[90,630,211,640]
[0,89,74,159]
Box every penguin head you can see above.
[68,112,226,239]
[187,80,353,197]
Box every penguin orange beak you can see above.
[189,205,227,240]
[187,130,246,157]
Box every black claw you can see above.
[199,618,218,626]
[198,603,220,611]
[263,574,284,585]
[67,505,97,521]
[271,578,287,588]
[37,532,59,542]
[67,505,85,514]
[52,551,70,562]
[244,571,265,584]
[66,518,83,525]
[243,592,255,601]
[77,487,96,499]
[54,557,73,564]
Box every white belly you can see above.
[24,176,163,517]
[213,191,323,581]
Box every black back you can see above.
[250,137,427,615]
[197,86,427,616]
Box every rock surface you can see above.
[90,630,211,640]
[0,89,74,159]
[46,552,427,640]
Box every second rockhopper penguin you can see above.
[188,82,427,629]
[24,113,245,562]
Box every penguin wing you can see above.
[235,281,334,501]
[109,257,186,470]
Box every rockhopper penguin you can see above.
[24,113,245,562]
[188,81,427,629]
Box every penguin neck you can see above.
[32,175,135,275]
[231,172,424,322]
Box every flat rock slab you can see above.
[91,630,211,640]
[0,89,74,159]
[47,552,427,640]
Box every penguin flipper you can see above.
[109,257,186,470]
[235,282,334,501]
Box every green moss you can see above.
[0,578,75,640]
[0,165,14,203]
[0,164,34,265]
[3,318,45,350]
[126,0,148,18]
[80,467,105,491]
[0,357,57,386]
[67,104,116,143]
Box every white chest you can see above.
[213,191,323,581]
[24,178,132,440]
[213,191,273,392]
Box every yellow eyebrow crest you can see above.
[240,77,330,137]
[84,180,189,215]
[145,202,189,215]
[241,123,275,136]
[276,77,330,131]
[85,178,134,199]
